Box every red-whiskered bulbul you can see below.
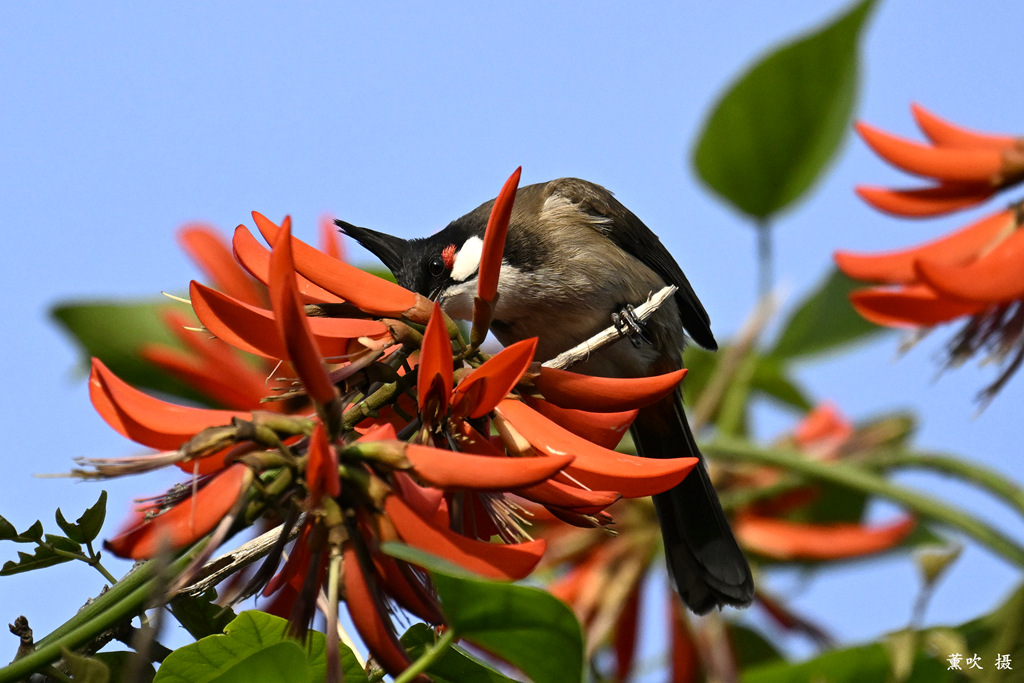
[338,177,753,613]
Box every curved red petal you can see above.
[154,309,270,397]
[268,218,338,405]
[189,280,282,358]
[342,543,420,679]
[911,103,1017,150]
[916,228,1024,304]
[669,599,701,683]
[307,422,340,500]
[524,396,635,450]
[90,358,248,450]
[614,585,642,682]
[390,471,446,523]
[494,399,696,498]
[356,422,399,441]
[453,338,537,418]
[857,122,1003,183]
[735,514,916,560]
[370,551,443,624]
[191,281,387,361]
[835,209,1014,284]
[793,402,853,449]
[178,224,266,307]
[262,523,314,599]
[141,345,270,411]
[385,494,545,580]
[534,366,687,412]
[417,301,454,419]
[513,478,620,514]
[478,167,522,303]
[105,464,251,559]
[252,212,417,317]
[855,184,994,218]
[849,285,984,327]
[232,226,341,304]
[318,214,345,261]
[405,443,572,490]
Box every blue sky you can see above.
[3,0,1024,668]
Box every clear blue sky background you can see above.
[3,0,1024,670]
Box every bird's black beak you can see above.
[335,220,410,277]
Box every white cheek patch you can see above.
[450,235,484,282]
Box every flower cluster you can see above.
[539,403,915,681]
[138,216,345,412]
[80,170,699,680]
[836,105,1024,399]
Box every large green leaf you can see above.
[51,298,212,404]
[693,0,877,219]
[749,355,813,411]
[770,268,886,360]
[153,611,365,683]
[384,543,584,683]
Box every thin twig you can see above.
[175,520,303,597]
[542,285,677,370]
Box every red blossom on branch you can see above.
[78,169,700,680]
[837,105,1024,399]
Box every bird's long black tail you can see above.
[631,390,754,614]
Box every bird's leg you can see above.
[611,304,650,348]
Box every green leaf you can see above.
[749,356,813,412]
[55,507,84,544]
[62,647,111,683]
[0,516,18,541]
[51,298,213,405]
[0,535,81,576]
[94,651,156,683]
[770,268,886,360]
[384,543,584,683]
[401,624,522,683]
[17,520,44,543]
[77,490,108,544]
[693,0,877,219]
[729,623,784,670]
[168,589,238,640]
[153,611,361,683]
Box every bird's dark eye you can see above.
[428,255,446,277]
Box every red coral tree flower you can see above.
[837,105,1024,399]
[80,169,700,681]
